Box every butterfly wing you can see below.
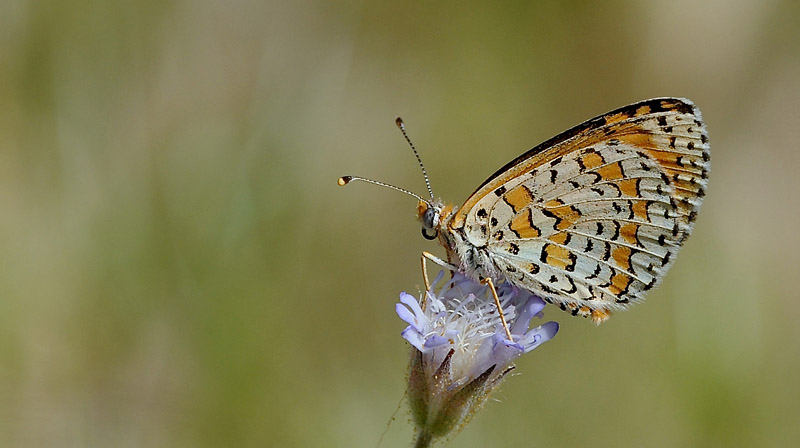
[448,98,709,321]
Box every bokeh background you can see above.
[1,1,798,447]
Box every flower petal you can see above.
[401,326,426,351]
[424,334,450,348]
[395,303,418,326]
[519,321,559,353]
[397,292,426,332]
[509,296,546,335]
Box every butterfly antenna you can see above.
[337,176,430,205]
[395,117,434,200]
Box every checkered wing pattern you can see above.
[451,98,709,322]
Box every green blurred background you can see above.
[1,1,798,447]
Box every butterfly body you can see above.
[416,98,709,323]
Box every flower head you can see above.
[396,271,558,447]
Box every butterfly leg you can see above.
[480,277,513,341]
[421,251,457,290]
[420,252,458,311]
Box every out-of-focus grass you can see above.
[0,1,799,447]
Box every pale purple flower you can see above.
[396,271,558,447]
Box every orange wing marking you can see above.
[509,209,541,239]
[503,185,534,213]
[608,273,632,296]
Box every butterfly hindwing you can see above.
[449,98,709,320]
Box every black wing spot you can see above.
[494,186,506,196]
[509,242,520,255]
[596,222,604,236]
[602,242,611,261]
[587,264,601,280]
[657,116,667,126]
[490,217,498,227]
[526,212,540,235]
[539,245,549,262]
[562,277,578,294]
[687,141,695,150]
[549,169,558,183]
[541,208,563,229]
[566,252,577,272]
[549,275,558,283]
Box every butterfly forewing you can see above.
[448,98,709,320]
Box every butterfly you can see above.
[339,98,709,324]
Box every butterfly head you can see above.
[417,200,456,241]
[417,200,441,240]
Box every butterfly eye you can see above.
[422,206,439,229]
[422,228,438,240]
